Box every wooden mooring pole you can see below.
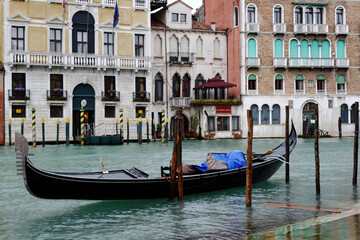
[285,105,290,183]
[246,109,253,207]
[315,104,320,194]
[353,102,359,186]
[338,117,342,138]
[170,109,184,201]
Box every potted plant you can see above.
[156,123,162,138]
[187,115,200,137]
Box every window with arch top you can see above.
[234,7,239,26]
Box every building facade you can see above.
[3,0,152,143]
[204,0,360,137]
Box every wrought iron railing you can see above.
[8,89,30,101]
[101,91,120,102]
[168,52,194,63]
[133,91,150,102]
[47,89,67,101]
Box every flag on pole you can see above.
[113,1,119,27]
[62,0,66,21]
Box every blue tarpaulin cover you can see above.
[193,150,247,172]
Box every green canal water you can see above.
[1,137,360,239]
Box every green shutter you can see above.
[337,40,345,58]
[296,74,304,80]
[275,74,283,80]
[300,40,309,58]
[274,39,283,58]
[248,74,257,80]
[317,74,325,80]
[321,40,330,58]
[337,75,345,84]
[290,40,298,58]
[248,39,256,57]
[311,40,319,58]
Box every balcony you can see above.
[47,89,67,101]
[135,0,147,9]
[246,57,260,68]
[8,89,30,101]
[335,24,349,35]
[246,23,259,34]
[336,58,349,68]
[294,24,328,34]
[170,97,192,108]
[273,23,286,34]
[168,52,194,64]
[133,91,150,102]
[101,90,120,102]
[273,58,287,68]
[288,58,334,68]
[9,52,151,71]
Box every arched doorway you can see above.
[303,102,316,137]
[73,84,95,140]
[170,114,190,139]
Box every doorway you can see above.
[303,102,316,137]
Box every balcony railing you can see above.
[133,91,150,102]
[47,89,67,101]
[168,52,195,63]
[273,58,287,68]
[8,89,30,101]
[246,23,259,33]
[288,58,334,68]
[335,24,349,35]
[294,24,328,34]
[246,57,260,68]
[273,23,286,34]
[274,90,284,95]
[336,58,349,68]
[9,52,151,71]
[247,90,257,95]
[135,0,147,8]
[295,89,304,95]
[102,0,116,6]
[170,97,192,108]
[101,91,120,102]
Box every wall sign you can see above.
[216,106,231,114]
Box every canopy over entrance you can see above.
[193,78,236,89]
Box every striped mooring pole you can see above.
[80,106,85,145]
[127,118,129,144]
[56,119,60,144]
[42,118,45,147]
[161,109,165,143]
[8,119,11,145]
[119,109,124,143]
[21,118,24,135]
[66,118,69,146]
[32,108,36,147]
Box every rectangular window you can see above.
[208,117,215,131]
[248,80,256,90]
[296,80,303,90]
[136,106,146,118]
[135,34,144,57]
[12,105,26,118]
[105,106,115,118]
[50,106,63,118]
[77,31,88,53]
[50,29,62,52]
[317,80,325,91]
[11,26,25,50]
[217,117,229,131]
[275,79,283,90]
[104,32,114,55]
[180,14,186,22]
[316,8,323,24]
[295,8,302,24]
[12,73,26,100]
[172,13,179,22]
[50,74,63,98]
[232,116,240,131]
[136,77,146,92]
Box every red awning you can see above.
[193,78,236,89]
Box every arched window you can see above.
[248,74,257,91]
[290,39,298,58]
[247,5,256,23]
[72,11,95,53]
[234,7,239,26]
[272,104,281,124]
[154,35,162,57]
[180,36,189,61]
[275,74,283,92]
[337,40,345,58]
[172,73,180,97]
[351,104,356,123]
[251,104,259,125]
[341,104,348,123]
[311,40,319,58]
[305,7,313,24]
[315,7,323,24]
[295,7,303,24]
[182,74,190,97]
[317,74,325,93]
[274,5,282,24]
[214,38,220,59]
[321,40,330,58]
[248,39,256,57]
[337,75,345,93]
[195,74,205,99]
[169,35,178,61]
[336,7,344,25]
[196,37,203,58]
[274,39,283,58]
[261,105,270,124]
[155,73,163,101]
[295,74,304,92]
[300,39,309,58]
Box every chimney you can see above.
[211,22,216,31]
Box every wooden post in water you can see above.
[65,118,69,146]
[41,118,45,147]
[146,118,149,144]
[152,119,156,142]
[127,118,129,144]
[246,109,253,207]
[314,104,320,194]
[139,117,142,144]
[21,118,24,135]
[285,105,290,183]
[338,117,342,138]
[56,119,59,144]
[8,119,11,145]
[353,102,359,186]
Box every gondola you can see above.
[15,124,297,200]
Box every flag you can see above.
[113,1,119,27]
[62,0,66,21]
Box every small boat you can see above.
[15,124,297,200]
